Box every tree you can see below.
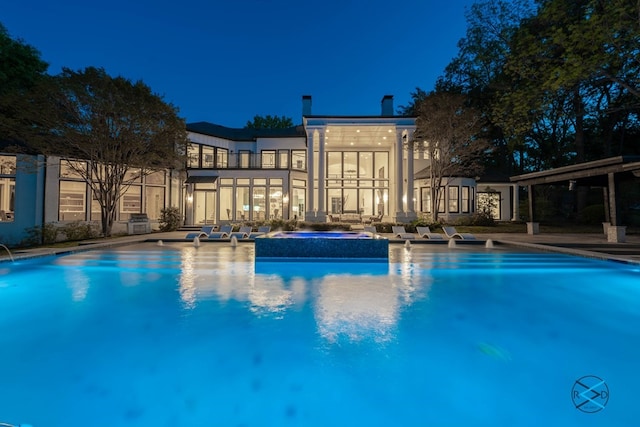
[0,23,49,144]
[412,92,490,221]
[396,87,428,116]
[21,67,188,236]
[245,114,293,129]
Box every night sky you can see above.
[3,0,475,126]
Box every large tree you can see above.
[0,23,49,144]
[21,67,188,236]
[245,114,293,129]
[412,92,490,221]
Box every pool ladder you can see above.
[0,243,14,262]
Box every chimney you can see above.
[381,95,394,116]
[302,95,312,116]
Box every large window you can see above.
[187,144,200,168]
[60,160,86,179]
[421,187,431,213]
[120,185,141,220]
[145,186,165,220]
[59,181,86,221]
[0,155,16,222]
[217,148,228,168]
[324,150,389,216]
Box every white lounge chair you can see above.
[364,226,378,234]
[392,226,415,239]
[249,226,271,238]
[185,225,216,239]
[442,226,476,240]
[230,226,252,239]
[208,225,233,239]
[416,226,445,240]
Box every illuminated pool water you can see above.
[0,243,639,426]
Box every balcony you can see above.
[187,153,306,171]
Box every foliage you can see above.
[22,222,59,246]
[245,115,294,129]
[0,23,49,146]
[60,221,100,241]
[396,87,428,116]
[16,67,188,237]
[412,91,490,220]
[455,211,496,227]
[159,207,182,231]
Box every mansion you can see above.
[0,95,518,246]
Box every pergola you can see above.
[510,156,640,242]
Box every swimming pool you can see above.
[1,243,639,426]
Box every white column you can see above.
[306,130,315,219]
[317,129,326,221]
[395,129,405,221]
[406,129,416,220]
[511,183,519,221]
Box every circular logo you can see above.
[572,375,609,413]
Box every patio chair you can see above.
[392,226,415,239]
[442,226,476,240]
[208,224,233,239]
[185,225,216,239]
[416,226,445,240]
[230,226,252,239]
[250,225,271,238]
[364,213,383,224]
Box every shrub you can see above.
[22,222,59,246]
[159,207,182,231]
[61,221,99,241]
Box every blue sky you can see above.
[3,0,474,127]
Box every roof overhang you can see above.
[510,156,640,186]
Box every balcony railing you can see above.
[188,153,306,171]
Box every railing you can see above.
[188,153,307,171]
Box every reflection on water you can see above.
[172,244,432,343]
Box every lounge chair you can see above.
[442,226,476,240]
[364,225,378,234]
[416,226,445,240]
[185,225,216,239]
[392,226,415,239]
[249,225,271,238]
[208,225,233,239]
[230,226,252,239]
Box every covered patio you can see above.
[511,156,640,243]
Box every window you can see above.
[124,168,142,184]
[292,150,306,170]
[187,144,200,168]
[216,148,228,168]
[239,151,251,168]
[0,155,16,222]
[462,186,470,213]
[120,185,141,220]
[202,146,215,168]
[145,186,165,220]
[421,187,431,213]
[146,170,166,185]
[59,181,86,221]
[261,150,276,168]
[278,150,289,169]
[60,160,86,179]
[448,186,459,213]
[253,187,266,220]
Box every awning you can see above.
[185,175,218,184]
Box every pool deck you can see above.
[1,230,639,265]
